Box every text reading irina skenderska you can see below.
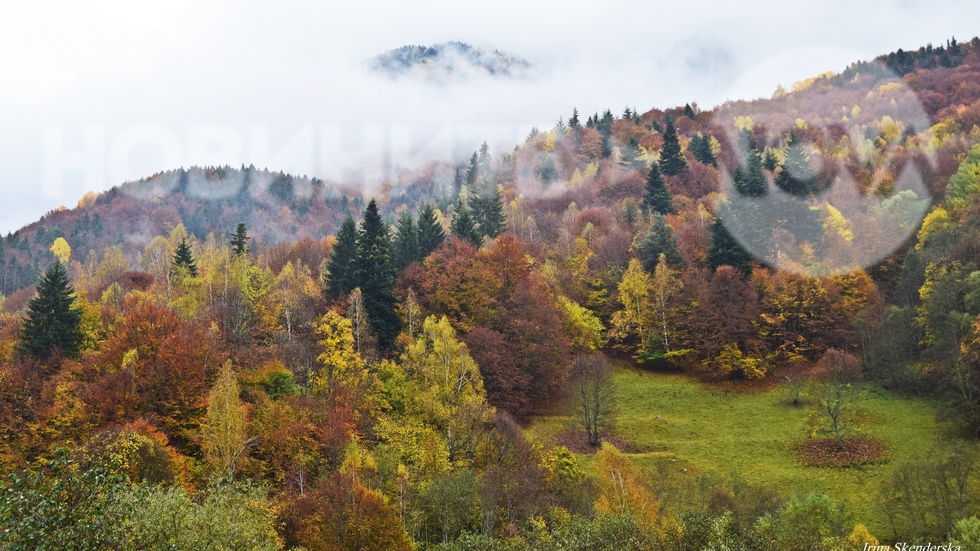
[865,544,961,551]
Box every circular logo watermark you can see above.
[711,49,935,277]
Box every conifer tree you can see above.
[18,260,83,361]
[465,152,479,187]
[642,163,674,214]
[171,237,198,277]
[230,222,250,257]
[775,132,819,196]
[417,203,445,257]
[451,200,482,247]
[688,134,716,166]
[469,181,505,239]
[569,107,580,129]
[639,214,685,271]
[659,117,688,176]
[355,200,401,348]
[452,167,464,199]
[707,214,753,277]
[325,216,359,298]
[620,137,645,171]
[391,213,420,271]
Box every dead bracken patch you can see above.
[796,438,889,467]
[554,431,632,455]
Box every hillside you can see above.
[2,37,980,549]
[367,42,531,80]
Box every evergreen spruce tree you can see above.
[639,214,685,271]
[477,141,493,177]
[569,107,580,129]
[469,182,505,239]
[683,103,697,119]
[230,222,250,257]
[417,203,445,258]
[775,132,819,196]
[642,163,674,214]
[734,148,767,197]
[620,137,645,171]
[18,261,82,361]
[451,200,482,247]
[325,216,359,298]
[171,237,198,277]
[391,213,420,271]
[688,134,716,166]
[707,213,753,277]
[763,148,780,171]
[465,152,479,187]
[453,167,464,199]
[355,200,400,348]
[659,117,688,176]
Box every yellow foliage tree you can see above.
[312,310,367,399]
[50,237,71,264]
[201,361,251,479]
[593,442,660,529]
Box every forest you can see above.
[2,38,980,550]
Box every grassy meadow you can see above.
[527,364,974,537]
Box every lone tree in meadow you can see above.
[572,354,616,447]
[18,260,83,362]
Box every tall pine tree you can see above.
[355,200,401,348]
[391,213,420,271]
[171,237,198,278]
[775,132,819,196]
[417,203,445,257]
[18,260,83,361]
[230,222,250,256]
[658,117,688,176]
[707,211,753,277]
[325,216,359,298]
[451,200,482,247]
[639,214,685,271]
[469,181,505,239]
[642,163,674,214]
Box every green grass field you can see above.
[527,364,974,537]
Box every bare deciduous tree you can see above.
[572,354,615,447]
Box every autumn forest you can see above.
[3,38,980,550]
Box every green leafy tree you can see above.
[171,237,198,278]
[325,216,359,298]
[642,163,673,214]
[418,203,446,258]
[18,260,83,361]
[658,117,687,176]
[392,212,421,271]
[356,200,401,348]
[230,222,250,257]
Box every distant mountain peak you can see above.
[367,42,531,81]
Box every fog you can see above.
[0,0,975,233]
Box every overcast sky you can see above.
[0,0,975,234]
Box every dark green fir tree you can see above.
[642,163,674,214]
[707,212,753,277]
[325,216,359,298]
[658,117,688,176]
[355,199,401,348]
[775,132,820,196]
[391,213,420,271]
[639,214,685,271]
[172,237,198,277]
[18,260,83,361]
[230,222,250,257]
[417,203,445,258]
[451,200,483,247]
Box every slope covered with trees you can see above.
[3,38,980,549]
